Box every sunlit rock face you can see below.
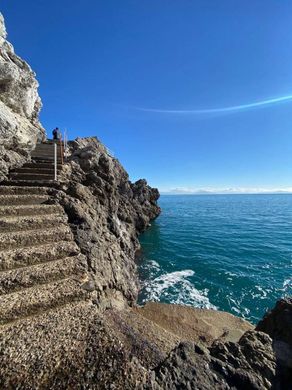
[0,13,45,181]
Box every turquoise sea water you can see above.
[138,195,292,323]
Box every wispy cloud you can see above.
[161,187,292,195]
[134,94,292,115]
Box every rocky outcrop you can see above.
[256,298,292,387]
[151,331,276,389]
[50,137,161,305]
[0,13,45,182]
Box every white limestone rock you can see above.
[0,13,45,181]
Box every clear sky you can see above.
[2,1,292,193]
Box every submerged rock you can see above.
[0,13,45,181]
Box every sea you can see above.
[137,194,292,324]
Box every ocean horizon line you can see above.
[160,191,292,196]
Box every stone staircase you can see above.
[8,141,63,185]
[0,142,93,326]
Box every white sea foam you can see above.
[255,285,268,299]
[142,269,217,309]
[283,278,292,290]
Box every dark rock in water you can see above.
[256,297,292,388]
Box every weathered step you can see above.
[0,186,49,195]
[0,213,67,232]
[31,147,61,152]
[0,240,79,271]
[32,147,62,153]
[11,168,61,175]
[0,255,84,295]
[0,204,63,217]
[0,225,73,250]
[0,277,90,325]
[33,145,61,149]
[0,180,60,187]
[10,173,57,181]
[0,194,49,206]
[31,156,63,162]
[31,153,60,159]
[23,162,62,169]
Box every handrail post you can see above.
[59,137,64,165]
[64,129,67,162]
[54,141,57,181]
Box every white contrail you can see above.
[134,94,292,114]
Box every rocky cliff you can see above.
[53,136,161,306]
[0,13,45,182]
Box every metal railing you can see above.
[53,130,67,181]
[54,142,57,181]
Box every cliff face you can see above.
[0,13,45,181]
[52,137,160,306]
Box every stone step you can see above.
[0,180,60,188]
[0,277,90,325]
[33,144,62,149]
[10,173,58,181]
[0,186,49,195]
[0,204,63,217]
[31,156,63,162]
[0,225,73,250]
[0,255,84,295]
[0,240,79,271]
[0,194,49,206]
[12,168,62,176]
[31,147,62,155]
[24,162,63,169]
[33,143,63,152]
[0,213,67,232]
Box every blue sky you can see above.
[2,1,292,193]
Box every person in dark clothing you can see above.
[52,127,61,140]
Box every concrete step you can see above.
[0,204,63,217]
[0,255,84,295]
[0,240,79,271]
[10,173,58,181]
[0,194,49,206]
[0,277,90,325]
[0,213,67,232]
[0,225,73,250]
[0,186,49,195]
[12,168,61,175]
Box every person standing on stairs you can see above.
[52,127,61,140]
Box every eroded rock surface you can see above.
[0,13,45,181]
[51,137,161,305]
[256,297,292,387]
[151,331,276,390]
